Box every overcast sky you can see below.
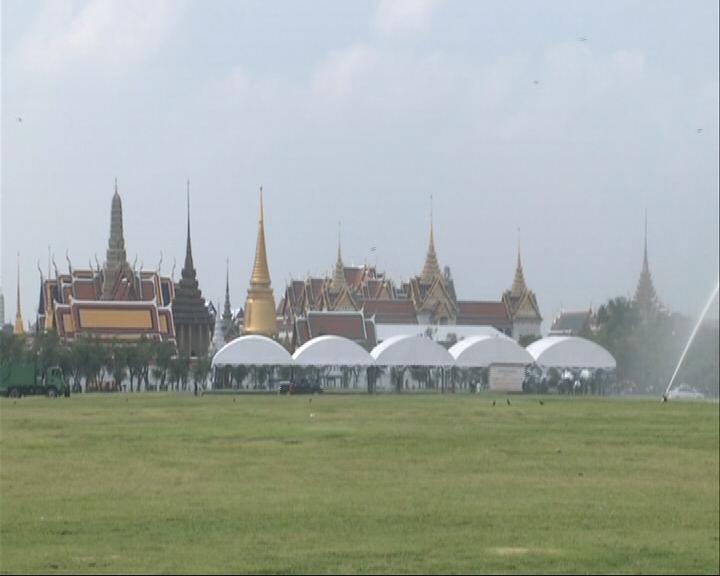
[2,0,719,330]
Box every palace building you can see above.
[278,213,542,349]
[37,181,177,343]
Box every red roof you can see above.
[307,311,367,341]
[344,267,365,290]
[295,318,311,345]
[73,279,98,300]
[456,301,510,324]
[362,299,418,324]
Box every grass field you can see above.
[1,393,718,574]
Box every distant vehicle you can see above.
[0,364,67,398]
[668,385,705,400]
[279,379,323,395]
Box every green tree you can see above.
[191,356,212,395]
[108,344,127,391]
[0,332,28,365]
[152,340,175,391]
[518,334,541,347]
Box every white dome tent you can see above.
[292,335,374,391]
[370,335,454,392]
[449,334,534,392]
[211,335,293,391]
[292,335,374,366]
[526,336,616,395]
[526,336,616,369]
[212,335,293,366]
[450,334,534,367]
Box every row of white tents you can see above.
[211,333,616,392]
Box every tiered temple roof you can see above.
[279,212,538,347]
[172,183,214,356]
[36,182,176,343]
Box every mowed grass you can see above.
[1,393,718,574]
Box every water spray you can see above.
[662,280,719,402]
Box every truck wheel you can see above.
[8,388,20,398]
[47,387,58,398]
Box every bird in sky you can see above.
[533,79,540,85]
[17,117,22,123]
[697,128,703,133]
[578,36,587,42]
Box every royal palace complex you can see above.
[5,183,668,357]
[13,181,544,357]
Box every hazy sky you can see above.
[2,0,719,330]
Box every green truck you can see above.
[0,364,67,398]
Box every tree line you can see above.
[0,331,212,394]
[583,297,719,397]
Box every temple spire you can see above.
[510,228,527,299]
[14,254,24,335]
[420,196,442,283]
[330,222,347,292]
[223,258,232,323]
[182,179,195,276]
[634,210,660,314]
[250,187,272,288]
[102,179,129,300]
[244,187,277,336]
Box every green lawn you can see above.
[1,393,718,574]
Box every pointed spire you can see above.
[510,228,528,299]
[102,179,128,300]
[420,195,442,283]
[250,187,272,287]
[244,187,277,337]
[14,254,24,335]
[223,258,232,323]
[634,210,660,313]
[182,179,195,276]
[330,222,347,292]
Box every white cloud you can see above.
[373,0,442,36]
[17,0,181,75]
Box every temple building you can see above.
[501,245,543,339]
[171,184,214,357]
[633,214,663,317]
[549,309,593,336]
[278,214,543,350]
[242,189,277,337]
[37,181,176,343]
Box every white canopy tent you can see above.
[526,336,616,369]
[449,334,534,367]
[292,335,374,366]
[211,335,293,367]
[371,334,454,367]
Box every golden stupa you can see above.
[13,256,24,335]
[243,188,277,337]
